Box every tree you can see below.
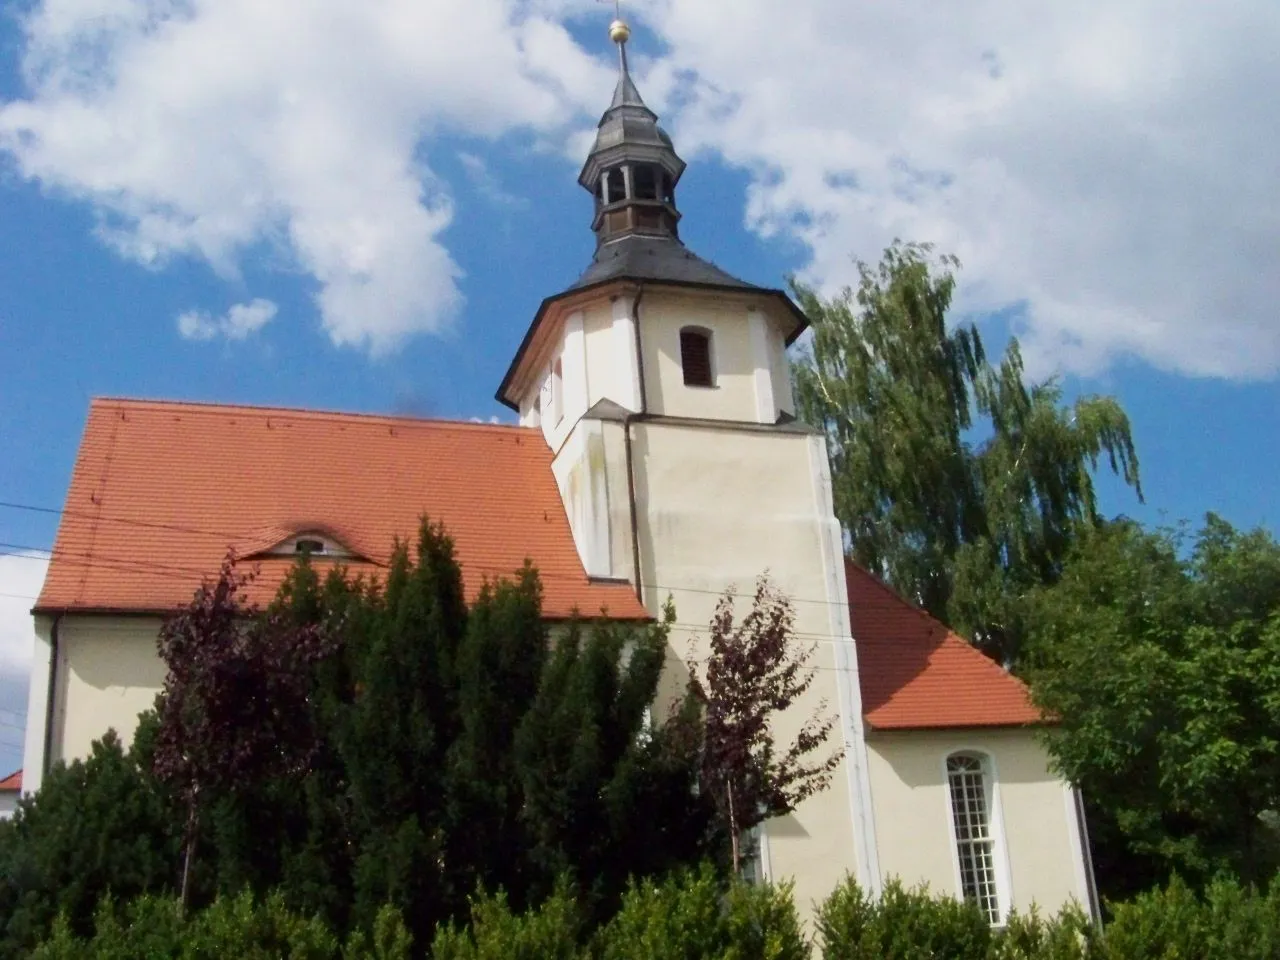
[1024,515,1280,897]
[793,240,1142,664]
[513,606,716,920]
[689,576,839,874]
[0,724,179,957]
[152,553,335,909]
[444,567,547,908]
[335,521,469,944]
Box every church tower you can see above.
[495,15,881,909]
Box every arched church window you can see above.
[946,752,1005,924]
[680,327,714,388]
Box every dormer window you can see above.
[680,327,714,387]
[262,532,354,560]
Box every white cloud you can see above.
[3,1,1280,378]
[641,0,1280,379]
[0,0,613,356]
[458,152,528,209]
[177,297,278,342]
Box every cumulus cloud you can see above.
[0,0,612,355]
[459,152,528,209]
[643,0,1280,379]
[3,0,1280,378]
[177,298,278,342]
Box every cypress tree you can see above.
[444,565,546,910]
[340,518,468,943]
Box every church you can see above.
[21,16,1097,926]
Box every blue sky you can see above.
[1,0,1279,776]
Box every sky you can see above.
[1,0,1279,777]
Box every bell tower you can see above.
[579,18,686,246]
[495,18,879,914]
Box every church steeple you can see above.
[578,16,686,246]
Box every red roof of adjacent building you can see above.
[36,398,648,620]
[0,770,21,792]
[846,560,1043,730]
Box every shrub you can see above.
[818,878,992,960]
[431,885,582,960]
[598,864,809,960]
[30,890,411,960]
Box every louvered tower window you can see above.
[947,753,1001,924]
[680,327,714,387]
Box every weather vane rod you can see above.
[598,0,633,67]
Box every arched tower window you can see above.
[946,752,1004,924]
[680,327,714,387]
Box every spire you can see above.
[609,17,647,110]
[578,12,686,246]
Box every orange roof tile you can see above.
[846,560,1042,730]
[37,398,648,621]
[0,770,21,792]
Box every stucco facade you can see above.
[867,729,1092,920]
[23,614,164,793]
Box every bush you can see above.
[818,878,993,960]
[431,884,582,960]
[597,864,809,960]
[1100,874,1280,960]
[30,890,411,959]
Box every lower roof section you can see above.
[846,560,1044,731]
[35,398,649,621]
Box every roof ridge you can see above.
[90,397,529,433]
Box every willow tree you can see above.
[793,241,1142,664]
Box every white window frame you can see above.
[942,749,1013,926]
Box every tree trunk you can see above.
[728,783,740,875]
[179,795,199,915]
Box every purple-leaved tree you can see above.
[690,575,841,875]
[153,552,335,908]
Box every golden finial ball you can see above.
[609,18,631,44]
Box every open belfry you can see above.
[24,13,1097,925]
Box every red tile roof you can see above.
[846,560,1043,730]
[0,770,21,792]
[36,399,648,621]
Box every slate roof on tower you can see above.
[846,559,1043,730]
[34,398,649,620]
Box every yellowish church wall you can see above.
[867,728,1087,918]
[640,295,759,421]
[632,419,864,919]
[54,616,166,765]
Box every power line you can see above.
[0,499,864,609]
[0,499,249,541]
